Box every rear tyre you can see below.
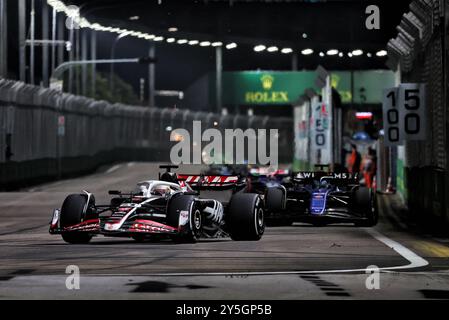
[167,194,201,243]
[265,187,285,212]
[60,194,93,244]
[227,193,265,241]
[353,187,378,227]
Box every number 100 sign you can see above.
[382,83,426,146]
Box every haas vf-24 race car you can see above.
[49,165,265,243]
[265,165,378,227]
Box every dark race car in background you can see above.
[49,165,265,244]
[264,165,378,227]
[245,166,290,194]
[201,164,290,224]
[202,164,290,194]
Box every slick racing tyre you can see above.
[167,194,202,243]
[60,194,93,244]
[353,187,378,227]
[265,187,285,212]
[61,232,92,244]
[228,193,265,241]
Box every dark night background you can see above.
[4,1,410,94]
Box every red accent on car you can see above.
[177,175,238,186]
[128,219,177,233]
[132,197,145,203]
[64,219,100,231]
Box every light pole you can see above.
[30,0,35,85]
[215,46,223,113]
[68,10,75,93]
[81,30,87,96]
[90,30,97,98]
[18,0,26,82]
[57,10,64,69]
[292,53,298,71]
[0,0,7,78]
[51,6,57,75]
[110,32,129,94]
[42,2,49,87]
[148,43,155,108]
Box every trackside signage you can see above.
[310,99,332,165]
[244,74,289,103]
[294,103,310,170]
[382,83,426,146]
[221,70,395,105]
[398,83,426,141]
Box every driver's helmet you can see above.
[320,179,329,188]
[151,185,171,196]
[160,172,178,184]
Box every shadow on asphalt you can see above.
[41,238,232,246]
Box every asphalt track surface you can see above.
[1,163,449,299]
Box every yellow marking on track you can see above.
[412,241,449,258]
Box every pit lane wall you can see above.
[0,79,293,190]
[386,0,448,231]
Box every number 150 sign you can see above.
[382,83,426,146]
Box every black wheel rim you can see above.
[255,207,264,234]
[193,209,202,231]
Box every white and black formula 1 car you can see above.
[264,165,378,227]
[49,165,265,244]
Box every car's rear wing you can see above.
[249,167,290,177]
[177,174,241,189]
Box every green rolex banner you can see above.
[221,70,395,105]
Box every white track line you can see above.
[106,164,121,174]
[365,228,428,271]
[81,229,429,277]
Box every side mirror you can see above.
[108,190,121,195]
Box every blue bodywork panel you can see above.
[310,190,328,215]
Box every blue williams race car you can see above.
[264,165,378,227]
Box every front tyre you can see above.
[167,194,201,243]
[62,232,92,244]
[60,194,93,244]
[227,193,265,241]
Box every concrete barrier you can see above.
[0,79,293,189]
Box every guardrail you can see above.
[0,79,293,189]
